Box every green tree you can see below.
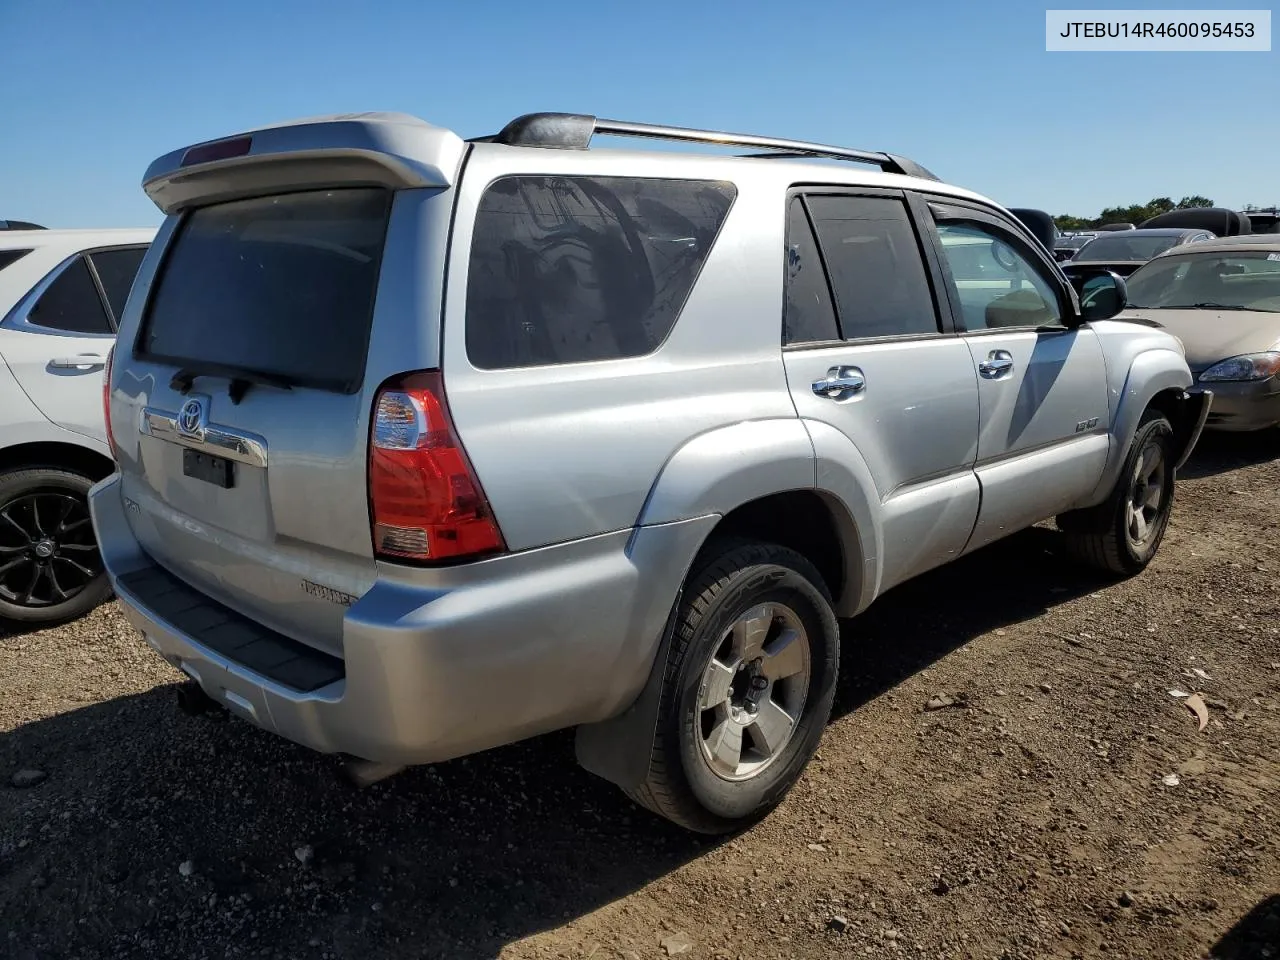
[1055,196,1216,231]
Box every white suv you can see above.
[0,225,155,624]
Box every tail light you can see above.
[103,345,117,459]
[368,371,505,563]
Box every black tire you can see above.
[626,539,840,834]
[1059,409,1176,576]
[0,466,110,626]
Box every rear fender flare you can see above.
[576,418,880,791]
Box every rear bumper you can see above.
[89,473,715,766]
[1199,379,1280,432]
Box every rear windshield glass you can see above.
[465,176,736,369]
[1074,234,1182,262]
[139,188,391,392]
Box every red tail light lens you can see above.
[103,345,117,459]
[368,371,505,563]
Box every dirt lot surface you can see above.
[2,432,1278,960]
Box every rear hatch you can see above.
[111,116,463,657]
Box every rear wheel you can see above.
[627,540,840,834]
[0,467,110,626]
[1059,409,1175,576]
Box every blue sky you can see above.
[2,0,1276,227]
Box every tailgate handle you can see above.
[50,354,106,370]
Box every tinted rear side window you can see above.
[465,176,736,369]
[807,196,939,339]
[29,256,113,335]
[783,198,839,345]
[140,188,391,392]
[89,247,147,322]
[0,249,32,273]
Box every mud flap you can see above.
[574,589,682,791]
[1174,389,1213,470]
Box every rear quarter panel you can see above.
[441,148,796,552]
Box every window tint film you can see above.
[90,247,147,323]
[28,256,112,335]
[806,196,938,339]
[0,249,32,273]
[783,198,838,344]
[140,188,391,392]
[935,222,1063,330]
[466,176,736,369]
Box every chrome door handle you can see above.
[978,350,1014,379]
[49,354,107,370]
[811,366,866,401]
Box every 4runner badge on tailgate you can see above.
[301,580,357,607]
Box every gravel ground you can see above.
[2,431,1278,960]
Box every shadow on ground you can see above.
[1178,427,1280,481]
[0,525,1111,960]
[1210,895,1280,959]
[0,433,1264,958]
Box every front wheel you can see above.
[627,540,840,834]
[1059,409,1176,576]
[0,466,110,626]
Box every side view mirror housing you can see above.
[1066,268,1129,322]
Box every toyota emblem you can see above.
[178,397,206,436]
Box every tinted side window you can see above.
[934,222,1063,330]
[466,176,736,369]
[0,249,33,273]
[783,198,838,344]
[89,247,147,322]
[28,256,112,335]
[806,196,939,339]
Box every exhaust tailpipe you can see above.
[341,759,405,788]
[176,681,221,716]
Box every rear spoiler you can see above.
[142,113,466,214]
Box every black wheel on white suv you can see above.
[0,466,110,626]
[1059,408,1176,576]
[627,539,840,834]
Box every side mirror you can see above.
[1070,269,1129,322]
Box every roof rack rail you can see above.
[477,113,939,181]
[0,219,46,231]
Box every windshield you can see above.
[1075,234,1184,262]
[1125,251,1280,312]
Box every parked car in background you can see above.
[1119,235,1280,431]
[1064,228,1215,278]
[0,226,155,624]
[92,111,1205,834]
[1054,232,1097,262]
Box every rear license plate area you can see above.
[183,448,235,488]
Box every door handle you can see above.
[49,354,106,370]
[811,366,866,401]
[978,350,1014,379]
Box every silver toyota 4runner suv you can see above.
[90,111,1210,833]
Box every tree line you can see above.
[1054,196,1214,231]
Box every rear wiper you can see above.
[170,362,297,404]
